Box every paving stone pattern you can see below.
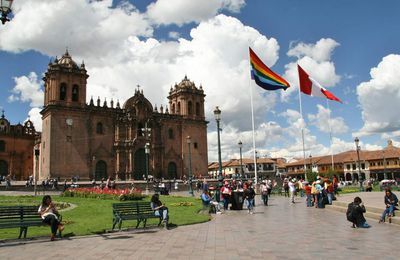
[1,195,399,259]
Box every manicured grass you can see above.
[0,195,210,240]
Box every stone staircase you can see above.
[326,201,400,226]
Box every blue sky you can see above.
[1,0,400,162]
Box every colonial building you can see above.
[285,140,400,181]
[38,50,208,181]
[208,157,281,179]
[0,111,36,180]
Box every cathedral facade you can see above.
[38,51,208,181]
[0,112,36,180]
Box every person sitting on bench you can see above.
[150,194,169,229]
[38,195,64,241]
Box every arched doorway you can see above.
[167,162,177,179]
[0,160,8,177]
[134,148,146,180]
[95,160,107,181]
[345,173,352,181]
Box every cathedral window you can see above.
[188,101,193,115]
[60,83,67,101]
[177,102,181,114]
[196,102,200,116]
[168,128,174,139]
[137,123,144,137]
[72,85,79,102]
[171,104,175,114]
[0,140,5,152]
[96,122,104,134]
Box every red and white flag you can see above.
[297,64,342,103]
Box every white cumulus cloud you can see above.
[8,72,43,107]
[357,54,400,135]
[146,0,245,26]
[308,104,348,134]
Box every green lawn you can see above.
[0,195,210,240]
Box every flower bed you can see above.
[61,187,145,201]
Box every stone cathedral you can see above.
[38,50,208,181]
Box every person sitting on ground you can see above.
[38,195,64,241]
[379,188,398,223]
[150,194,169,229]
[346,196,370,228]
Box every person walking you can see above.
[304,182,312,207]
[244,182,256,214]
[283,178,289,197]
[288,178,297,204]
[220,181,232,210]
[260,180,269,206]
[379,188,398,223]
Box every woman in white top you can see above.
[38,195,64,241]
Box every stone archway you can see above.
[95,160,107,181]
[134,148,146,180]
[0,160,8,177]
[167,162,177,180]
[345,173,352,181]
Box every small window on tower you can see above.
[60,83,67,101]
[196,102,200,116]
[0,140,5,152]
[194,142,198,149]
[168,128,174,139]
[188,101,193,115]
[72,85,79,102]
[96,122,104,134]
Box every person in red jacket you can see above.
[220,181,231,210]
[304,182,312,207]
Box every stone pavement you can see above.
[1,194,400,260]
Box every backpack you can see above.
[346,203,355,222]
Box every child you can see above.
[304,182,312,207]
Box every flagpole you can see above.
[248,62,258,185]
[297,70,307,181]
[326,99,334,169]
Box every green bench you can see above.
[0,205,62,239]
[112,202,162,230]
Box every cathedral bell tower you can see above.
[168,75,205,120]
[43,50,88,108]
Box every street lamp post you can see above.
[214,106,222,202]
[145,142,150,194]
[187,136,194,196]
[354,137,364,192]
[383,150,388,180]
[238,140,243,180]
[92,155,96,181]
[34,148,39,196]
[0,0,13,24]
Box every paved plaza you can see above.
[1,193,399,260]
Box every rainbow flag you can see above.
[249,47,290,91]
